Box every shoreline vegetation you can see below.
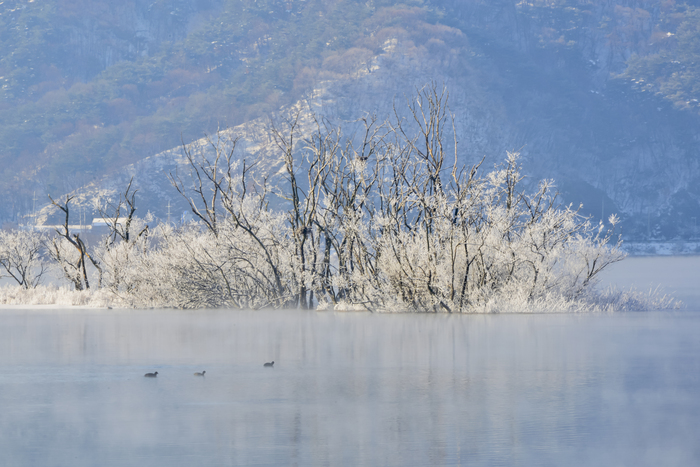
[0,86,681,312]
[0,283,680,312]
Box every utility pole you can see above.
[32,191,37,229]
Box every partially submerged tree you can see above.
[99,177,148,247]
[46,195,102,290]
[95,178,150,299]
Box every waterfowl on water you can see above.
[144,371,158,377]
[194,371,206,376]
[263,361,274,367]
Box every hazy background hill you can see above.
[2,0,700,241]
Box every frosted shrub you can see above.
[344,153,625,312]
[133,85,634,312]
[112,214,295,309]
[0,284,111,307]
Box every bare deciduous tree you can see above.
[47,195,102,290]
[0,229,47,289]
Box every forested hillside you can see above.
[2,0,700,241]
[1,0,418,202]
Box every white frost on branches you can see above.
[0,85,677,312]
[0,229,47,289]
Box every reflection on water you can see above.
[0,309,699,466]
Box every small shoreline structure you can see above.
[0,85,682,313]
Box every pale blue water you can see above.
[0,256,698,466]
[1,310,699,466]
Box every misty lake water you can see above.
[1,256,699,466]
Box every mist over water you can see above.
[599,255,700,308]
[0,257,699,466]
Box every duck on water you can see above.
[263,361,274,367]
[144,371,158,377]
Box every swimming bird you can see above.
[194,371,206,376]
[263,361,274,367]
[144,371,158,377]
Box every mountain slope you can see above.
[4,0,700,240]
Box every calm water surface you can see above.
[0,257,699,466]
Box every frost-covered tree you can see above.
[46,195,102,290]
[23,84,629,312]
[0,229,48,289]
[127,83,625,311]
[94,178,150,299]
[167,130,294,309]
